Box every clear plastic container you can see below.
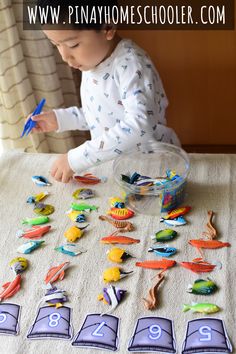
[113,141,190,216]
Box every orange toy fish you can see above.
[44,262,70,286]
[107,208,134,220]
[136,259,176,271]
[16,225,51,239]
[179,260,217,273]
[161,206,191,220]
[100,234,140,245]
[189,239,231,249]
[0,275,21,302]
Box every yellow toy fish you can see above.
[103,267,133,283]
[66,210,86,223]
[64,225,88,242]
[106,247,133,263]
[107,208,134,220]
[9,257,28,275]
[27,192,49,204]
[109,197,125,209]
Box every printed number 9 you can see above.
[149,324,162,340]
[199,326,212,341]
[0,313,7,324]
[48,313,61,328]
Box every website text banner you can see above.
[23,0,235,30]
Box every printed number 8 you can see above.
[0,313,7,324]
[149,324,162,340]
[48,313,61,327]
[199,326,212,341]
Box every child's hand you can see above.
[28,111,58,133]
[51,153,74,183]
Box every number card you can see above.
[72,313,119,351]
[128,316,176,353]
[0,303,20,336]
[182,318,232,354]
[27,306,73,340]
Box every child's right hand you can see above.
[27,110,58,133]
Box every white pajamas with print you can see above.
[54,39,180,173]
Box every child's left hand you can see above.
[51,154,74,183]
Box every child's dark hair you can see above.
[37,0,118,30]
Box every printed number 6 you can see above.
[48,313,61,328]
[199,326,212,341]
[149,324,162,340]
[0,313,7,324]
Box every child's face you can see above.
[43,29,116,71]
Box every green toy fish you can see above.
[21,216,49,225]
[187,278,218,295]
[70,202,98,212]
[183,302,220,314]
[151,229,177,242]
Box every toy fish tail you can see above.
[160,218,164,222]
[183,304,190,312]
[212,260,222,270]
[187,284,193,293]
[16,230,24,238]
[148,247,154,252]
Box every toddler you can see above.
[31,0,180,182]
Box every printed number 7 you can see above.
[92,321,106,337]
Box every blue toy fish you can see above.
[17,240,45,254]
[32,176,51,187]
[55,243,87,257]
[148,245,177,257]
[160,216,187,227]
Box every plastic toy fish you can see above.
[106,247,133,263]
[148,245,177,257]
[9,257,28,274]
[55,243,87,257]
[17,240,45,254]
[32,175,51,187]
[189,239,231,250]
[183,302,220,314]
[179,259,219,273]
[64,225,88,243]
[34,203,55,216]
[99,215,135,232]
[74,173,107,184]
[66,210,86,223]
[16,225,51,239]
[72,188,95,200]
[161,216,187,227]
[70,202,98,212]
[109,197,125,209]
[107,207,134,220]
[0,275,21,302]
[100,234,140,245]
[136,259,176,271]
[98,285,126,313]
[27,191,49,204]
[103,267,133,283]
[187,278,218,295]
[21,216,49,225]
[161,206,191,220]
[143,272,165,310]
[43,286,68,307]
[151,229,177,242]
[44,262,70,286]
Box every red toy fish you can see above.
[136,259,176,271]
[161,206,191,220]
[0,275,21,302]
[189,239,231,250]
[74,173,102,184]
[107,208,134,220]
[44,262,70,286]
[100,234,140,245]
[16,225,51,239]
[179,259,218,273]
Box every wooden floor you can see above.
[183,145,236,154]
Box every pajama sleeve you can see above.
[54,106,89,132]
[67,58,165,173]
